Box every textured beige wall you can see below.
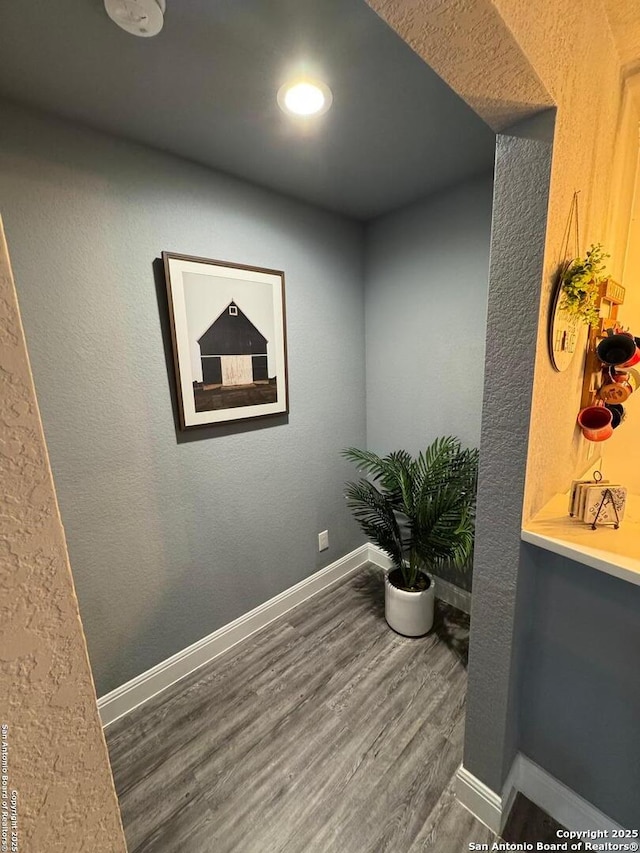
[493,0,639,517]
[367,0,640,517]
[0,218,127,852]
[601,151,640,492]
[365,0,552,131]
[602,0,640,68]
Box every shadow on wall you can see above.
[152,257,289,443]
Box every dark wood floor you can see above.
[105,567,553,852]
[502,793,566,845]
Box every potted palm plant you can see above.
[343,437,478,636]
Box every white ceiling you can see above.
[0,0,496,220]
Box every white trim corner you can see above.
[456,755,623,837]
[504,754,623,833]
[455,764,504,834]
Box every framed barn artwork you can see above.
[162,252,289,429]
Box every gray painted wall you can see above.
[519,545,640,828]
[364,176,493,456]
[462,112,555,793]
[0,101,366,696]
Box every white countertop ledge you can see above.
[521,492,640,587]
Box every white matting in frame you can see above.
[162,252,288,429]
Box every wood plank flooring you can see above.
[502,794,566,845]
[104,567,491,852]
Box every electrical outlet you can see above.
[318,530,329,551]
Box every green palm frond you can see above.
[344,479,404,568]
[415,436,457,481]
[342,447,387,479]
[343,437,479,590]
[381,451,415,510]
[414,495,474,564]
[342,447,414,495]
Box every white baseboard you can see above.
[366,545,394,571]
[456,764,503,834]
[98,543,371,727]
[456,755,622,836]
[505,753,623,832]
[367,545,471,613]
[432,576,472,614]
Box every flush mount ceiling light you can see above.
[104,0,166,37]
[277,79,333,117]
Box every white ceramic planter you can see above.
[385,571,435,637]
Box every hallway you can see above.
[106,569,488,852]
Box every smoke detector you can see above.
[104,0,166,37]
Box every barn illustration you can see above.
[197,300,269,387]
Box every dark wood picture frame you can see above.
[162,252,289,430]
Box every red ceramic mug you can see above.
[599,365,639,404]
[621,340,640,368]
[577,405,613,442]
